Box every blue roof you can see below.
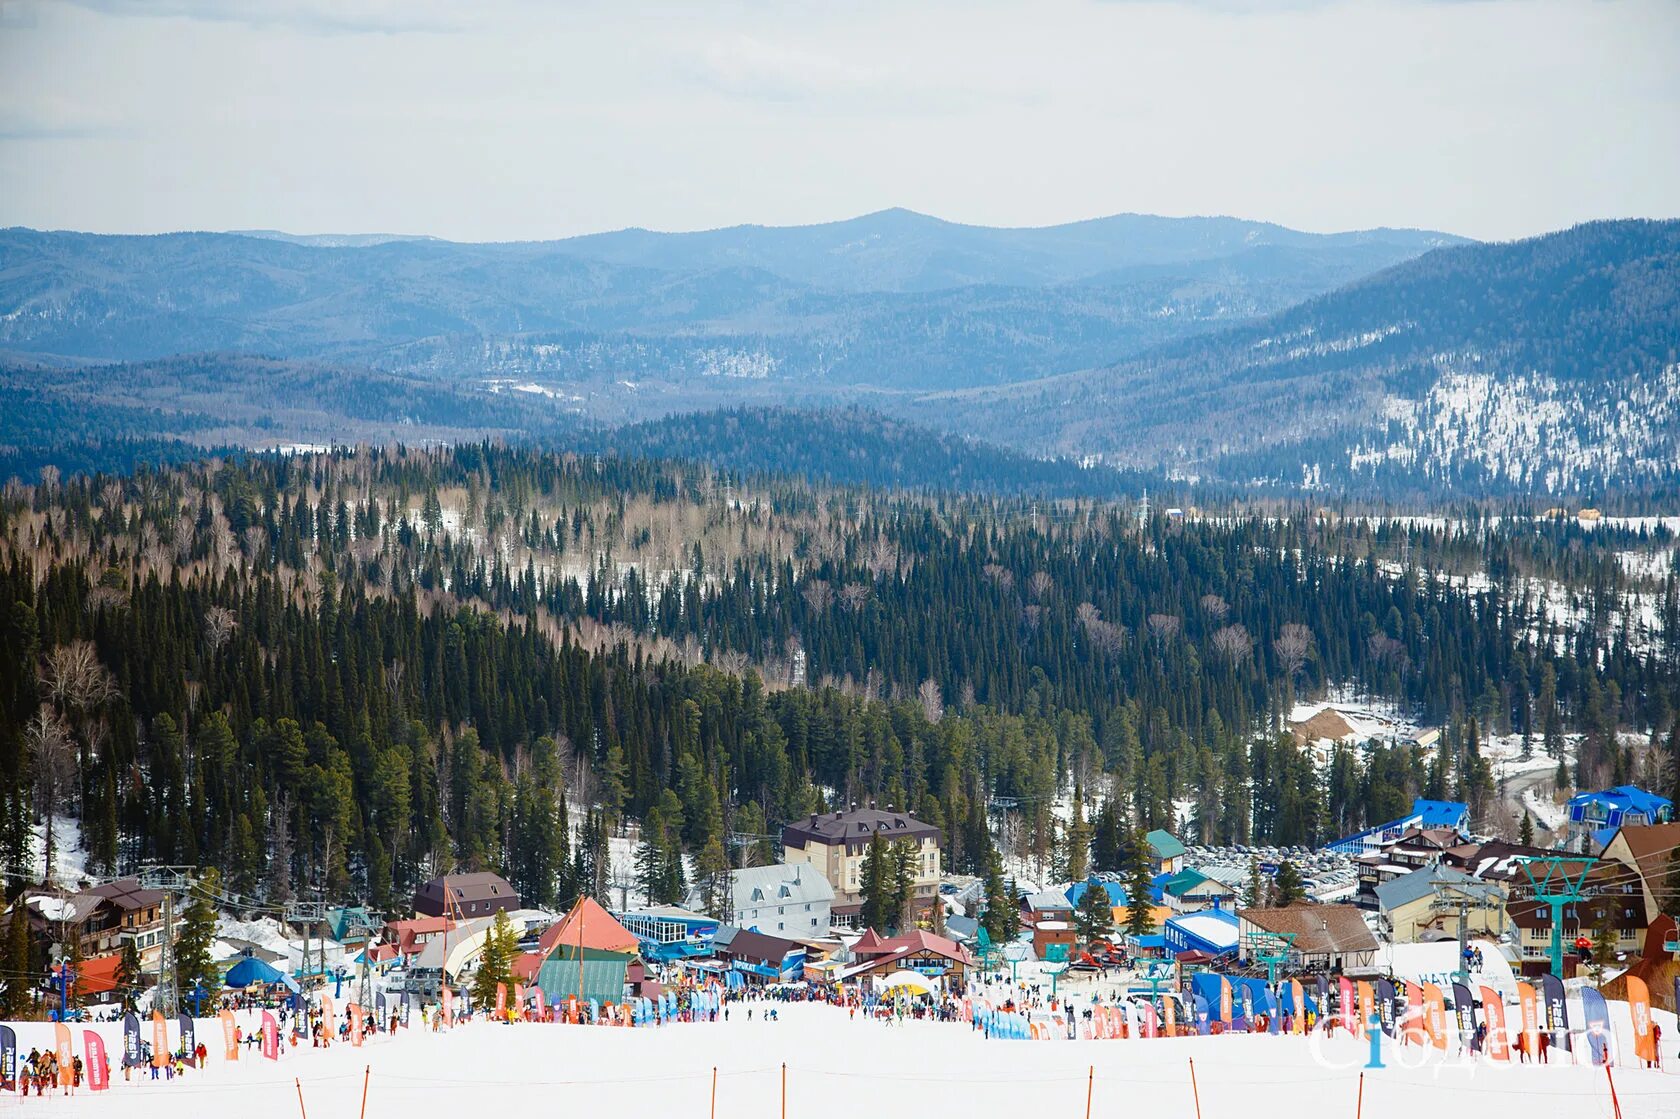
[1567,785,1673,816]
[1064,879,1128,907]
[1413,799,1469,828]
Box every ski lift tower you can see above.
[1514,855,1598,978]
[1249,931,1297,986]
[137,864,199,1018]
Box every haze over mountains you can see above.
[2,209,1677,501]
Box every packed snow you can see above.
[2,996,1674,1118]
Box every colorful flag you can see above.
[533,986,546,1019]
[1627,976,1655,1064]
[0,1024,16,1089]
[261,1010,279,1060]
[177,1014,195,1066]
[495,982,507,1020]
[1540,973,1571,1052]
[121,1012,140,1068]
[1516,982,1539,1058]
[350,1003,365,1047]
[1288,980,1304,1033]
[1339,976,1356,1033]
[1580,987,1611,1065]
[1141,999,1159,1039]
[1376,979,1397,1036]
[221,1008,238,1061]
[54,1023,73,1086]
[1404,983,1426,1046]
[1219,977,1233,1024]
[83,1030,108,1091]
[1479,986,1509,1061]
[1450,981,1475,1038]
[1422,983,1447,1050]
[1357,981,1375,1039]
[151,1011,169,1068]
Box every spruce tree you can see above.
[1518,812,1534,846]
[1272,860,1305,906]
[1124,834,1156,938]
[1073,882,1113,944]
[858,832,890,931]
[471,910,516,1008]
[173,868,223,1010]
[979,847,1014,944]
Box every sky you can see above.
[1,0,1677,243]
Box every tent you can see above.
[224,956,287,988]
[878,970,937,996]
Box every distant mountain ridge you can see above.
[0,211,1463,389]
[901,219,1680,498]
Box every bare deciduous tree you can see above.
[838,583,871,612]
[204,605,238,650]
[801,579,833,614]
[41,640,117,712]
[1028,571,1054,600]
[1273,623,1316,681]
[26,705,77,882]
[1211,623,1253,665]
[1199,594,1229,622]
[1077,603,1126,656]
[982,564,1015,593]
[1148,613,1181,643]
[918,678,944,724]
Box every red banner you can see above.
[1338,976,1356,1033]
[1141,1000,1159,1039]
[533,987,546,1019]
[151,1011,169,1068]
[1628,976,1656,1063]
[322,994,335,1038]
[513,984,525,1019]
[1479,986,1510,1061]
[350,1003,364,1047]
[83,1030,108,1091]
[220,1009,238,1061]
[442,986,454,1026]
[261,1010,279,1060]
[496,982,507,1020]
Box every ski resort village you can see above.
[2,776,1677,1118]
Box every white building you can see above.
[726,863,835,937]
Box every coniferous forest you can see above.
[1,444,1676,918]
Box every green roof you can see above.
[1162,869,1210,897]
[1146,829,1186,859]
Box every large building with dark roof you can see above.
[781,807,942,926]
[413,871,521,918]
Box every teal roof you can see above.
[1146,830,1186,859]
[1162,869,1217,897]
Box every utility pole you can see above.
[1429,881,1500,986]
[1515,855,1597,978]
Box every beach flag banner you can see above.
[1540,973,1571,1052]
[514,984,525,1019]
[1194,993,1211,1035]
[1627,977,1655,1064]
[1403,983,1426,1046]
[1580,987,1611,1065]
[221,1008,238,1061]
[178,1013,196,1066]
[1423,984,1447,1050]
[1219,977,1233,1024]
[0,1024,16,1089]
[261,1010,279,1060]
[1376,979,1396,1036]
[54,1022,73,1086]
[151,1010,169,1068]
[1163,995,1177,1035]
[1516,982,1539,1058]
[1288,980,1304,1033]
[1316,974,1330,1019]
[1479,986,1509,1061]
[1357,982,1375,1039]
[121,1012,140,1068]
[1141,1000,1158,1039]
[1339,976,1356,1034]
[84,1030,108,1091]
[496,982,507,1020]
[442,986,454,1026]
[1451,981,1475,1038]
[322,994,335,1034]
[534,987,546,1018]
[350,1003,365,1047]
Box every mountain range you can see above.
[2,210,1677,501]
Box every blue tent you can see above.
[224,956,287,989]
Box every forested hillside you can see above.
[0,446,1675,915]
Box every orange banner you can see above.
[322,994,335,1036]
[1479,986,1510,1061]
[442,986,454,1026]
[1627,976,1656,1064]
[1403,983,1426,1046]
[1163,996,1177,1036]
[1289,980,1305,1033]
[1422,984,1447,1050]
[220,1009,238,1061]
[54,1023,73,1086]
[1516,983,1539,1060]
[151,1011,169,1068]
[496,982,507,1020]
[1357,981,1375,1039]
[350,1003,365,1047]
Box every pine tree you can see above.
[116,938,143,1012]
[859,832,891,931]
[471,909,516,1008]
[1072,882,1113,944]
[1588,905,1618,985]
[173,868,223,1011]
[1245,856,1266,908]
[1518,812,1534,846]
[1124,833,1156,938]
[979,846,1015,944]
[1059,785,1091,883]
[1272,860,1305,906]
[2,903,30,1017]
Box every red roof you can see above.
[852,928,974,966]
[67,952,123,997]
[852,928,886,955]
[534,897,638,958]
[512,951,544,981]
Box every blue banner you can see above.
[1540,973,1571,1051]
[122,1012,141,1067]
[0,1024,15,1088]
[1580,988,1611,1065]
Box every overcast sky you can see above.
[2,0,1676,242]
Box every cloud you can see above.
[60,0,484,34]
[0,99,125,142]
